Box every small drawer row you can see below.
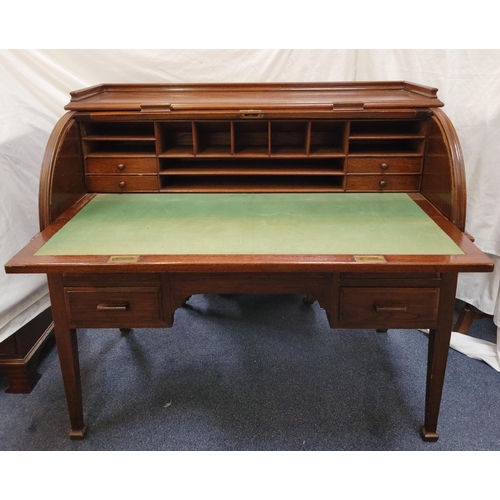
[63,281,439,330]
[84,174,420,193]
[85,156,422,175]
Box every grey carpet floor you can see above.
[1,295,499,450]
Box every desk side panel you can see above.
[39,112,86,230]
[421,108,466,231]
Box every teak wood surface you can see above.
[5,81,494,443]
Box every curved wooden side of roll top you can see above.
[421,108,467,232]
[38,112,86,230]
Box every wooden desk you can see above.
[5,82,493,441]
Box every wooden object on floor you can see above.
[454,302,493,334]
[4,81,493,442]
[0,308,54,393]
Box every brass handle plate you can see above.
[239,109,264,118]
[375,303,407,313]
[97,303,129,311]
[353,255,386,263]
[107,255,139,263]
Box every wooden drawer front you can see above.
[86,175,159,192]
[346,157,422,174]
[345,174,420,192]
[62,273,161,287]
[65,287,164,328]
[338,287,439,328]
[86,157,157,174]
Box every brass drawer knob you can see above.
[380,162,388,170]
[117,163,125,171]
[379,180,387,188]
[119,181,126,188]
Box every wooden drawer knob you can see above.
[119,181,126,188]
[117,163,125,171]
[380,162,388,170]
[379,180,387,188]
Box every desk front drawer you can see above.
[65,287,164,328]
[86,175,159,192]
[338,287,439,328]
[86,157,157,174]
[345,174,420,192]
[346,157,422,174]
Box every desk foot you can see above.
[302,295,316,305]
[69,425,87,440]
[420,426,439,442]
[120,328,132,336]
[453,303,492,335]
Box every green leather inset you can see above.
[35,193,463,256]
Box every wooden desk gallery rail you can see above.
[5,81,493,442]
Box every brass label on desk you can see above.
[107,255,139,263]
[239,109,264,118]
[354,255,387,262]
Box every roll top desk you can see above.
[5,82,493,441]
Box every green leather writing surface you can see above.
[35,193,463,256]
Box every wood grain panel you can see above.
[347,157,422,174]
[86,157,157,174]
[345,175,420,191]
[39,112,86,229]
[86,175,159,192]
[421,108,466,231]
[338,287,440,328]
[64,286,164,328]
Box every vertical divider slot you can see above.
[271,121,309,156]
[157,121,194,156]
[309,121,348,156]
[233,121,270,156]
[192,121,198,156]
[306,122,312,156]
[230,122,235,156]
[194,122,232,156]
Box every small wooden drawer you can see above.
[86,175,159,192]
[345,174,420,192]
[65,287,165,328]
[86,157,157,174]
[338,287,440,328]
[62,273,161,287]
[346,157,422,174]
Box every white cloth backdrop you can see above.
[1,49,499,368]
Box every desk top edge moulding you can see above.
[5,81,493,443]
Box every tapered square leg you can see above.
[421,273,458,442]
[48,275,87,439]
